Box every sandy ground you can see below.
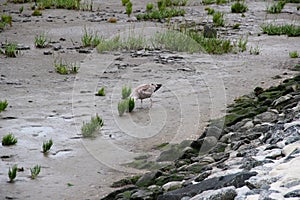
[0,0,300,199]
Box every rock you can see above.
[246,176,278,189]
[155,174,185,186]
[157,171,257,200]
[194,171,211,182]
[284,189,300,198]
[239,157,263,170]
[211,152,230,162]
[16,44,30,50]
[52,44,62,51]
[78,49,92,54]
[265,149,284,159]
[253,111,278,124]
[272,94,293,106]
[101,186,137,200]
[43,51,52,55]
[131,189,153,200]
[191,136,218,152]
[190,186,237,200]
[136,170,163,187]
[162,181,182,192]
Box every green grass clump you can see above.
[118,98,135,116]
[8,164,18,183]
[188,31,232,54]
[136,8,185,21]
[2,133,17,146]
[202,0,215,4]
[97,33,146,53]
[81,27,102,47]
[118,100,127,116]
[216,0,227,4]
[237,37,247,52]
[250,45,261,55]
[152,30,202,53]
[122,0,129,6]
[0,100,8,112]
[32,9,42,16]
[213,11,225,27]
[261,24,300,37]
[233,23,240,29]
[34,33,48,48]
[267,1,285,14]
[146,3,154,12]
[0,14,12,29]
[42,139,53,153]
[96,87,106,96]
[231,0,248,13]
[81,114,104,138]
[205,7,215,15]
[30,165,41,179]
[54,59,79,75]
[289,51,299,58]
[126,1,132,17]
[122,85,132,99]
[37,0,81,10]
[3,43,19,57]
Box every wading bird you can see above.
[130,83,162,106]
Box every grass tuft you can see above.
[126,1,132,17]
[54,59,79,75]
[81,114,104,138]
[2,43,19,57]
[96,87,105,96]
[81,27,102,47]
[289,51,299,58]
[267,1,285,14]
[2,133,18,146]
[0,100,8,112]
[261,24,300,37]
[32,9,42,16]
[30,165,41,179]
[42,139,53,153]
[136,8,185,21]
[122,85,132,99]
[34,33,48,48]
[231,0,248,13]
[213,11,225,27]
[8,164,18,182]
[250,45,261,55]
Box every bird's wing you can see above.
[136,84,155,99]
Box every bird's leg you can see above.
[150,98,153,107]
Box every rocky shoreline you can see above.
[102,74,300,200]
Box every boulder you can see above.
[189,186,237,200]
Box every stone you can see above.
[194,171,211,182]
[162,181,183,192]
[265,149,283,159]
[239,157,263,170]
[253,111,278,124]
[272,94,293,106]
[284,189,300,198]
[131,189,153,200]
[191,136,218,152]
[136,170,163,187]
[101,186,137,200]
[211,152,230,162]
[189,186,237,200]
[157,171,257,200]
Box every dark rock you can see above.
[189,186,237,200]
[131,190,153,200]
[191,136,217,153]
[284,148,300,162]
[239,157,263,170]
[211,152,230,162]
[253,111,278,124]
[78,49,92,54]
[43,51,52,55]
[155,174,185,186]
[284,189,300,198]
[157,171,257,200]
[208,142,228,154]
[264,144,281,151]
[136,170,163,187]
[52,44,62,51]
[101,186,137,200]
[194,171,211,182]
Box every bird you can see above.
[130,83,162,106]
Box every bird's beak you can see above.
[154,84,162,92]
